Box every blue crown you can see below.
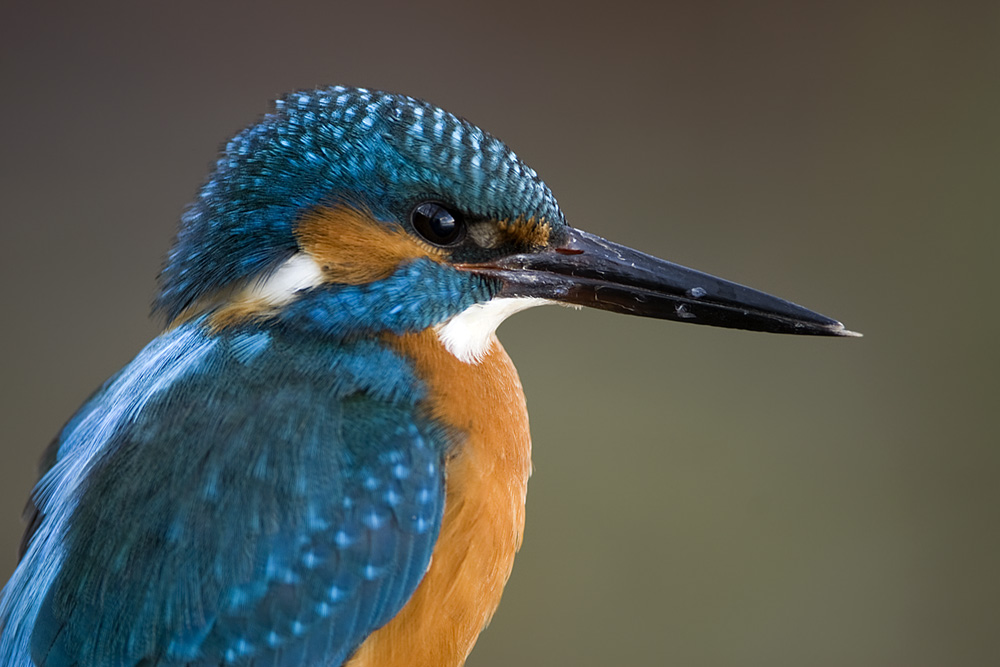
[155,85,565,322]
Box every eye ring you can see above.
[410,201,466,247]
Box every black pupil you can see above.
[412,202,463,246]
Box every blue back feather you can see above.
[2,321,447,666]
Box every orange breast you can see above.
[345,329,532,667]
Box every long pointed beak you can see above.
[465,227,860,337]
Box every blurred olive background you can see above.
[2,2,997,665]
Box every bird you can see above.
[0,85,858,667]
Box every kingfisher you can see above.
[0,85,857,667]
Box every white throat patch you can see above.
[436,297,552,364]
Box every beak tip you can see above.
[828,322,864,338]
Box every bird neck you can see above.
[347,329,532,667]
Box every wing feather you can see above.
[3,326,445,667]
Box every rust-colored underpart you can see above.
[347,330,533,667]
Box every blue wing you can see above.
[0,323,446,667]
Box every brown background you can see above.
[2,2,997,665]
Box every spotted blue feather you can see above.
[156,85,565,321]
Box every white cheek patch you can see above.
[436,297,553,364]
[241,254,325,306]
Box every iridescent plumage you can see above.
[0,85,855,667]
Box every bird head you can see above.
[156,85,855,360]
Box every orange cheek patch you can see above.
[496,216,550,248]
[295,206,446,285]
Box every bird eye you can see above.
[410,202,465,246]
